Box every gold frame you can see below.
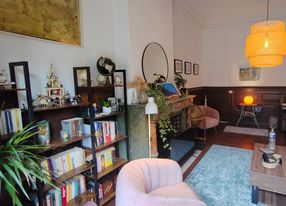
[0,0,81,45]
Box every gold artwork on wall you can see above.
[0,0,80,45]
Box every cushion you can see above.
[149,182,198,199]
[198,116,219,129]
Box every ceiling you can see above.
[174,0,286,28]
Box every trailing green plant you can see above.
[0,123,54,206]
[145,86,176,150]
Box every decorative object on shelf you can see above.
[245,0,286,67]
[128,75,148,104]
[114,74,123,86]
[174,59,183,74]
[97,74,106,86]
[239,67,260,81]
[102,99,112,114]
[243,96,254,105]
[127,88,138,105]
[117,98,124,112]
[174,74,187,95]
[193,63,199,75]
[145,97,158,157]
[108,97,117,111]
[97,57,115,85]
[157,82,181,99]
[184,61,192,74]
[0,69,7,83]
[37,120,51,145]
[0,0,81,45]
[0,124,54,206]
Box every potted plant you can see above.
[0,124,54,206]
[102,99,112,114]
[174,74,187,95]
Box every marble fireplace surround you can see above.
[128,95,196,159]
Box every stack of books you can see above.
[45,175,86,206]
[45,147,86,178]
[61,117,84,138]
[81,121,117,148]
[0,108,22,135]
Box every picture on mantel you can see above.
[239,67,260,81]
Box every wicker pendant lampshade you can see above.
[245,1,286,67]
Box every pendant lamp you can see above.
[245,0,286,67]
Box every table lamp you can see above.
[145,97,158,157]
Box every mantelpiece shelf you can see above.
[78,85,124,89]
[98,158,128,179]
[67,192,96,206]
[43,163,94,192]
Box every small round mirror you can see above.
[142,42,169,83]
[97,57,116,76]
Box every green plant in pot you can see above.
[0,124,54,206]
[145,76,176,150]
[102,99,112,114]
[174,74,187,95]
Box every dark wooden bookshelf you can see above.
[100,191,116,206]
[83,111,126,121]
[67,192,96,206]
[43,163,94,192]
[0,88,27,92]
[98,158,128,179]
[40,134,92,153]
[95,135,127,152]
[33,103,88,113]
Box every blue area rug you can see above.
[185,144,267,206]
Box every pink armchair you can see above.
[116,158,206,206]
[197,106,220,140]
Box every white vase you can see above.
[102,106,112,114]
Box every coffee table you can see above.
[250,143,286,205]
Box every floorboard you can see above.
[103,125,286,206]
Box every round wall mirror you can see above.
[142,42,169,83]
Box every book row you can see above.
[0,108,23,135]
[61,117,84,138]
[41,147,86,178]
[46,175,86,206]
[82,121,117,148]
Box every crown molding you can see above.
[173,0,205,28]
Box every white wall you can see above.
[128,0,173,83]
[173,2,204,87]
[203,18,286,87]
[0,0,116,97]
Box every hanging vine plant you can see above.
[145,77,176,150]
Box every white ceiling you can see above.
[174,0,286,28]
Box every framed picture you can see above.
[47,88,64,98]
[184,62,192,74]
[157,82,181,98]
[37,120,50,145]
[174,59,183,74]
[239,67,260,81]
[193,63,199,75]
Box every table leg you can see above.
[236,106,244,126]
[252,106,259,128]
[252,186,259,204]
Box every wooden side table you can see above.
[236,103,261,128]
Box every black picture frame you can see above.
[193,63,199,75]
[174,59,183,74]
[184,61,192,74]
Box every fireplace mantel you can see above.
[128,95,195,159]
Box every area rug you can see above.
[223,125,268,136]
[185,144,267,206]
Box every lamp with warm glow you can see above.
[244,96,254,105]
[145,97,158,157]
[245,0,286,67]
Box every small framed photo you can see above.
[174,59,183,74]
[108,97,117,111]
[47,88,64,99]
[184,62,192,74]
[37,120,50,145]
[193,63,199,75]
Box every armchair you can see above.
[197,106,220,140]
[116,158,206,206]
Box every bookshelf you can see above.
[73,67,129,205]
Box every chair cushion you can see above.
[149,182,198,199]
[198,116,219,129]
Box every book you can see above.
[37,120,50,145]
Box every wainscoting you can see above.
[188,87,286,129]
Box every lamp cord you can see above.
[267,0,269,21]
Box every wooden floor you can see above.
[104,125,286,206]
